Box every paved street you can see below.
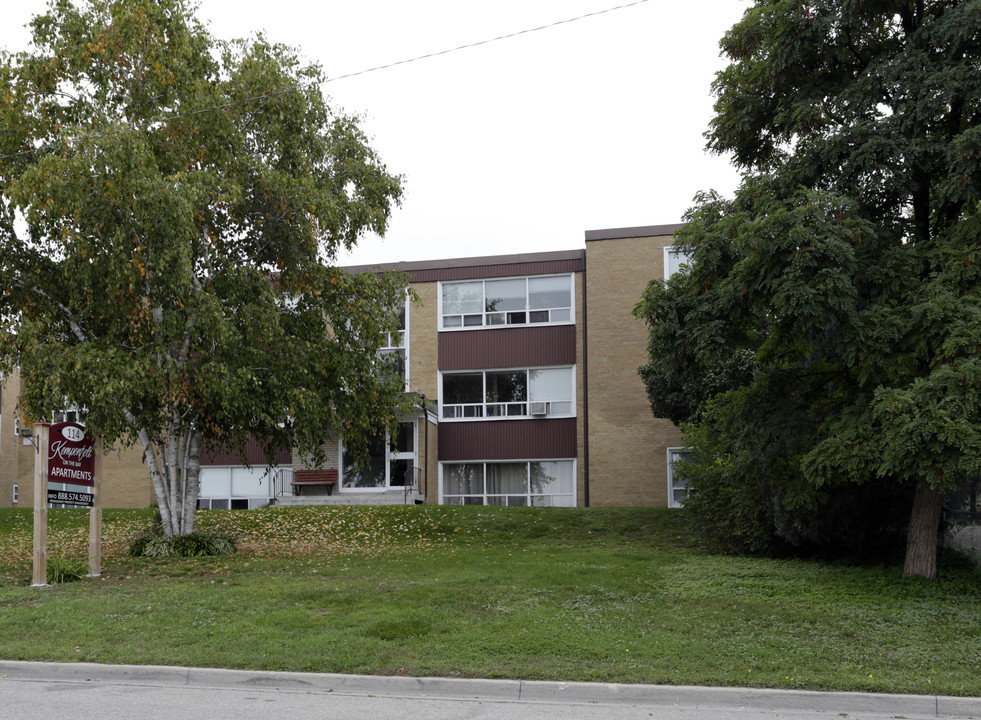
[1,661,979,720]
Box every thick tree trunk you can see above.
[137,424,202,537]
[903,484,944,580]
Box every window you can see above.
[378,297,409,389]
[667,447,693,508]
[51,405,85,424]
[440,275,573,329]
[441,367,574,420]
[12,484,18,505]
[341,421,416,491]
[664,247,692,280]
[198,465,278,508]
[441,460,576,506]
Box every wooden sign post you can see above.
[31,423,51,588]
[89,438,103,577]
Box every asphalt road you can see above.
[1,661,979,720]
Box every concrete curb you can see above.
[2,660,979,718]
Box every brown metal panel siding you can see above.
[201,438,292,466]
[405,259,584,284]
[438,418,577,461]
[344,249,585,281]
[584,223,684,242]
[439,325,576,370]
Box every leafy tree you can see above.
[0,0,411,536]
[637,0,980,579]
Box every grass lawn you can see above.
[0,505,978,696]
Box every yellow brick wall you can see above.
[585,234,686,507]
[407,281,440,504]
[408,282,439,400]
[0,372,31,508]
[574,271,587,507]
[96,443,155,507]
[420,413,439,504]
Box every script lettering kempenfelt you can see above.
[48,439,95,464]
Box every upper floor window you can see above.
[441,366,574,420]
[664,247,692,280]
[378,297,409,389]
[440,274,573,329]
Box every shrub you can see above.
[47,555,88,584]
[128,531,236,558]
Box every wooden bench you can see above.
[292,469,338,496]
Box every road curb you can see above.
[2,660,979,718]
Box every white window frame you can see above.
[438,273,575,331]
[439,459,577,507]
[339,420,417,492]
[664,247,692,280]
[666,447,693,508]
[197,465,281,508]
[379,294,410,391]
[439,365,576,421]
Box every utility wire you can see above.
[325,0,650,83]
[0,0,650,161]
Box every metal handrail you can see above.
[405,466,423,504]
[271,467,295,499]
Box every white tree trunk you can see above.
[136,423,203,537]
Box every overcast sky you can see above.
[1,0,747,267]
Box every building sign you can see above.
[47,489,95,507]
[48,422,96,487]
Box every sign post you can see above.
[31,423,51,588]
[89,438,103,577]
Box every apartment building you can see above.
[0,223,688,509]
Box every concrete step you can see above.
[271,490,423,507]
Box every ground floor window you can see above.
[198,465,280,508]
[667,447,693,508]
[341,421,416,491]
[441,460,575,506]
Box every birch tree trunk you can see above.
[138,423,203,537]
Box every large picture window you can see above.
[441,460,576,506]
[198,465,278,509]
[440,275,573,329]
[341,422,417,491]
[441,366,574,420]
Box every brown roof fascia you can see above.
[344,248,586,282]
[583,223,685,242]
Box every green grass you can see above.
[0,506,978,695]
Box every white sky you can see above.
[0,0,746,267]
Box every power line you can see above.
[0,0,650,161]
[325,0,650,83]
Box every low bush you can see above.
[128,530,236,558]
[47,555,88,584]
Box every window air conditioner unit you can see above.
[529,402,548,416]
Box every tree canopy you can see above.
[636,0,981,578]
[0,0,411,535]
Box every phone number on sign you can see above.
[47,490,94,506]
